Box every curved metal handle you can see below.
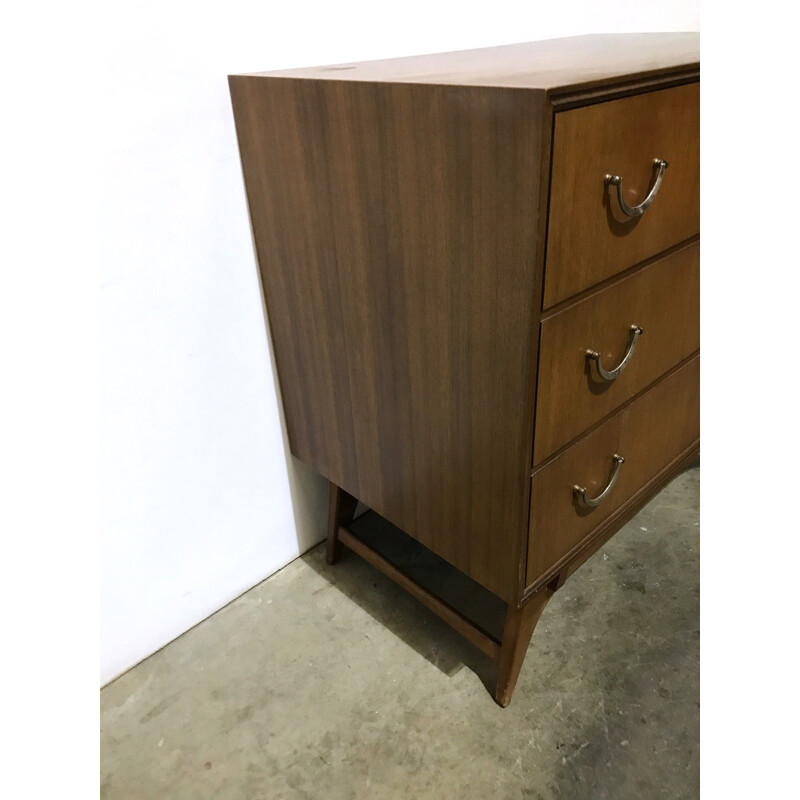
[605,159,669,218]
[574,455,625,508]
[586,325,643,381]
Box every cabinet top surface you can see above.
[235,33,699,91]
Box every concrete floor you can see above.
[101,466,699,800]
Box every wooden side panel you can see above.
[230,77,545,601]
[527,356,699,587]
[544,82,700,308]
[534,239,700,463]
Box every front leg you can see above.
[495,589,553,707]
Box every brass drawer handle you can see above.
[605,158,669,217]
[586,325,643,381]
[574,455,625,508]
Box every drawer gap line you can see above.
[540,234,700,320]
[531,348,700,474]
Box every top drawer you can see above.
[543,82,700,309]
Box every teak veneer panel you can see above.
[544,82,700,308]
[534,239,700,463]
[230,78,544,601]
[527,356,700,587]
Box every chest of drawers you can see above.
[230,33,700,706]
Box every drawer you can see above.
[526,356,699,589]
[543,82,699,309]
[533,239,699,464]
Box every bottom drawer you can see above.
[526,356,699,589]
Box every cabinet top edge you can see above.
[230,33,699,92]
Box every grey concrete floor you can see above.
[101,466,699,800]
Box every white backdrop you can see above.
[97,2,700,685]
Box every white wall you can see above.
[98,1,700,685]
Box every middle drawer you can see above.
[533,239,699,465]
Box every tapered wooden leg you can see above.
[495,589,552,707]
[326,483,358,565]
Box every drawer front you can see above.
[533,240,699,464]
[544,82,699,309]
[526,356,699,589]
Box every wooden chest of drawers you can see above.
[230,33,700,706]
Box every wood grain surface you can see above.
[230,77,544,601]
[533,239,700,463]
[544,82,700,308]
[523,446,700,599]
[526,356,700,588]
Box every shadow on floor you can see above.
[300,520,502,696]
